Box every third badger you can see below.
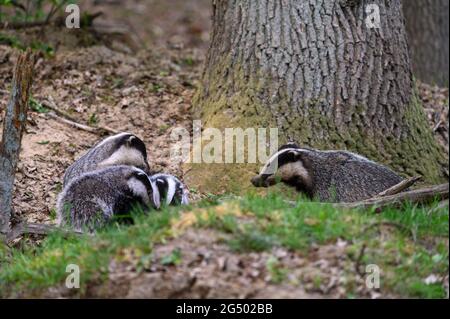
[58,132,189,231]
[252,142,404,202]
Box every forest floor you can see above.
[0,0,448,298]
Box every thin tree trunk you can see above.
[187,0,447,193]
[404,0,449,86]
[0,50,35,237]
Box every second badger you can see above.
[57,165,161,232]
[63,132,151,186]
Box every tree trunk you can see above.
[403,0,449,86]
[186,0,447,193]
[0,50,35,237]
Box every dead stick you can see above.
[341,183,449,210]
[41,99,119,135]
[44,112,99,134]
[285,184,449,211]
[7,222,85,243]
[0,49,35,237]
[377,176,422,197]
[43,98,83,123]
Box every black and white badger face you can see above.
[150,173,189,206]
[127,169,161,210]
[251,143,312,191]
[98,132,150,173]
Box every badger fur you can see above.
[57,165,160,232]
[150,173,189,206]
[63,132,150,186]
[251,143,403,202]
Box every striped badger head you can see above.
[126,168,161,210]
[96,132,151,174]
[150,173,189,206]
[251,143,313,194]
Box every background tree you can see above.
[403,0,449,86]
[186,0,447,193]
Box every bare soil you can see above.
[1,0,211,225]
[39,229,390,299]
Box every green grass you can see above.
[0,208,180,297]
[0,193,448,298]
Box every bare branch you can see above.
[285,184,449,212]
[377,176,422,197]
[341,183,449,210]
[41,98,119,136]
[7,222,85,243]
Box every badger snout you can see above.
[251,175,265,187]
[251,174,276,187]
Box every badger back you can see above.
[63,133,149,186]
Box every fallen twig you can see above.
[285,184,449,211]
[341,183,449,210]
[377,176,422,197]
[7,222,85,243]
[44,112,99,133]
[41,98,119,136]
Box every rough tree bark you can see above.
[0,50,35,237]
[403,0,449,86]
[186,0,447,193]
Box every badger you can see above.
[63,132,150,186]
[57,165,161,232]
[251,143,404,202]
[150,173,189,206]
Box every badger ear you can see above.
[288,149,302,160]
[286,141,300,148]
[126,135,136,146]
[278,142,300,152]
